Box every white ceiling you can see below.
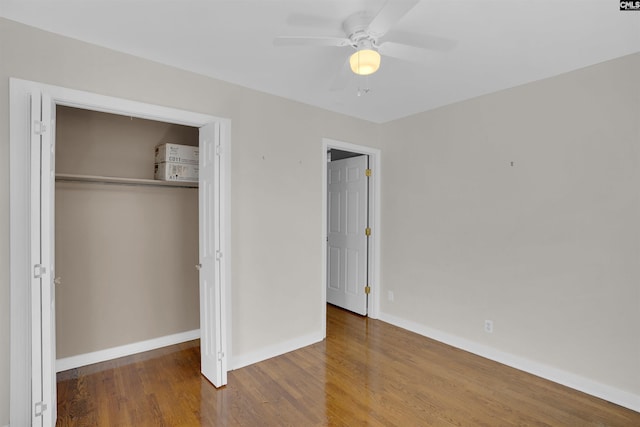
[2,0,639,123]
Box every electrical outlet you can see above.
[484,320,494,333]
[388,291,394,302]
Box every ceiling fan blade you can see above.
[273,36,351,47]
[367,0,419,38]
[329,58,353,91]
[382,30,458,52]
[378,41,435,64]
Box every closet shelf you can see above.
[55,173,198,188]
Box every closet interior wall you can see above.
[55,106,200,360]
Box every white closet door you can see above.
[29,91,56,427]
[29,89,44,427]
[198,122,227,387]
[40,93,57,427]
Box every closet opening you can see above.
[54,106,201,372]
[9,79,230,427]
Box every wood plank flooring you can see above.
[57,305,640,426]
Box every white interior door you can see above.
[327,155,369,315]
[29,90,44,427]
[41,94,57,427]
[198,122,227,387]
[41,93,58,427]
[29,91,57,427]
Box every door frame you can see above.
[321,138,381,334]
[9,78,232,425]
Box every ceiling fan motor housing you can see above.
[343,11,378,50]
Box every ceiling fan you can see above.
[274,0,456,88]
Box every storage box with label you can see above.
[155,143,199,165]
[154,162,199,182]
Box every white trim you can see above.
[379,312,640,413]
[230,331,324,371]
[9,78,39,427]
[55,330,200,372]
[219,119,233,379]
[36,83,214,127]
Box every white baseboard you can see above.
[231,330,324,370]
[56,329,200,372]
[378,312,640,413]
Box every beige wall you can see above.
[0,18,380,424]
[56,106,199,179]
[55,107,199,358]
[380,53,640,396]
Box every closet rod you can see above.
[55,173,198,189]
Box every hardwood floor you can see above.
[57,305,640,426]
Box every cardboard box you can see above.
[155,143,199,165]
[154,162,199,182]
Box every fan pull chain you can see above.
[357,74,371,97]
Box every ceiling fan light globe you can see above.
[349,49,381,75]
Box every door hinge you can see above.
[34,264,47,279]
[215,251,223,260]
[217,351,225,361]
[33,120,47,135]
[365,169,372,177]
[365,227,371,237]
[34,401,47,417]
[364,286,371,295]
[215,145,222,156]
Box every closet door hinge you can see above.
[217,351,225,361]
[215,251,223,261]
[33,120,47,135]
[34,264,47,279]
[215,145,222,156]
[34,401,47,417]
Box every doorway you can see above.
[321,139,381,335]
[53,106,200,371]
[9,79,231,427]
